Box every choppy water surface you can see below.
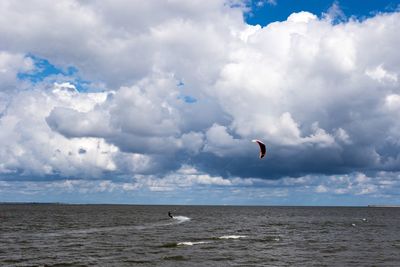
[1,205,400,266]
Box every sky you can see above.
[0,0,400,205]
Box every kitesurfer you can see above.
[168,211,173,218]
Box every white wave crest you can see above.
[177,241,209,246]
[173,216,191,223]
[218,235,246,239]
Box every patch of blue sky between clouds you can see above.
[176,94,197,104]
[182,95,197,104]
[17,54,91,92]
[245,0,400,26]
[176,80,197,103]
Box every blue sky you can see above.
[17,55,91,92]
[245,0,399,25]
[1,0,400,205]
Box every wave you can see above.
[172,216,191,223]
[218,235,247,239]
[160,241,209,248]
[177,241,210,246]
[160,234,246,249]
[135,215,191,230]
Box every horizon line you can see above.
[1,201,399,207]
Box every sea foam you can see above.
[173,216,191,223]
[219,235,246,239]
[177,241,210,246]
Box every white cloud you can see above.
[256,0,277,7]
[287,12,318,23]
[0,52,33,83]
[181,132,205,154]
[334,128,351,144]
[204,123,250,156]
[0,0,399,202]
[2,170,400,204]
[385,94,400,108]
[315,184,328,193]
[0,83,118,178]
[323,1,346,22]
[148,165,234,188]
[366,64,398,83]
[0,0,243,88]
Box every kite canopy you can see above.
[252,139,266,159]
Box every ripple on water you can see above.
[177,241,210,246]
[163,255,187,261]
[218,235,247,239]
[159,242,179,248]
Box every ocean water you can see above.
[1,205,400,266]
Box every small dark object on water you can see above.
[168,211,173,218]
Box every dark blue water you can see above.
[1,205,399,266]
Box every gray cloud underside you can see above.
[0,1,400,182]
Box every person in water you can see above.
[168,211,173,218]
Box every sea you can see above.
[1,204,400,266]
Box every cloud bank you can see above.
[0,0,400,202]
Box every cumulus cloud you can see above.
[3,170,399,205]
[0,0,400,204]
[0,52,34,91]
[0,83,119,179]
